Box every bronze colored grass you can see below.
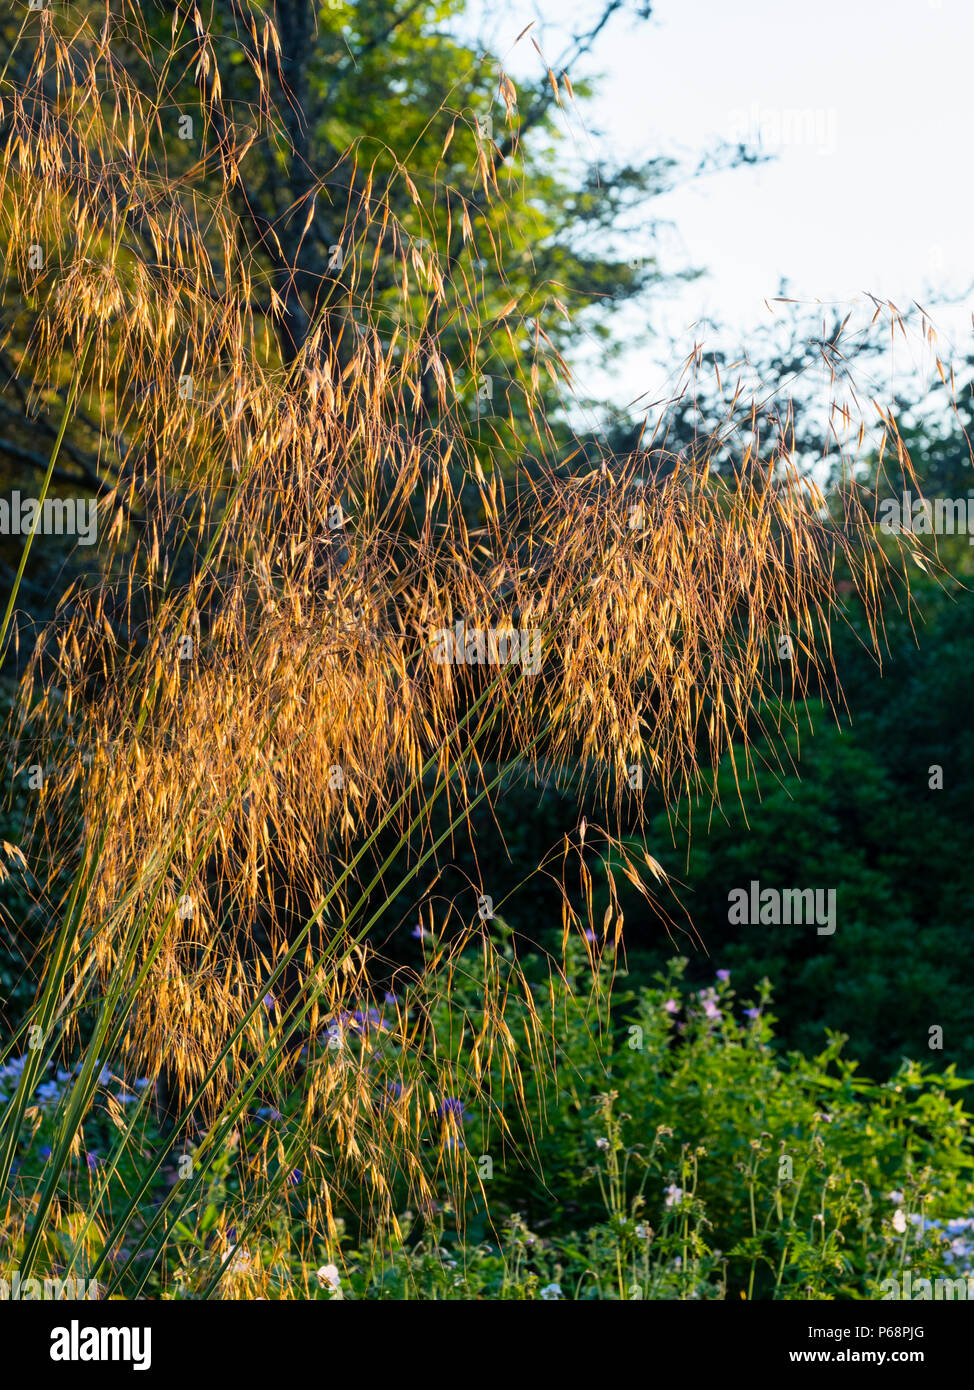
[0,4,929,1293]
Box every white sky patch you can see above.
[461,0,974,411]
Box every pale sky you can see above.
[464,0,974,413]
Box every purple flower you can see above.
[411,923,428,941]
[263,993,276,1012]
[716,969,730,983]
[86,1152,99,1170]
[376,1079,403,1112]
[743,1007,761,1020]
[352,1007,386,1033]
[663,998,679,1015]
[439,1097,467,1122]
[698,987,721,1021]
[39,1145,52,1161]
[290,1168,302,1185]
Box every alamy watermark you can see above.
[431,622,542,675]
[727,104,838,155]
[49,1319,151,1371]
[880,1272,974,1300]
[0,492,97,545]
[728,880,836,935]
[878,491,974,545]
[0,1269,98,1299]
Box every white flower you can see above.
[635,1224,648,1239]
[317,1263,341,1291]
[664,1185,684,1208]
[595,1137,610,1151]
[539,1282,563,1300]
[892,1209,907,1234]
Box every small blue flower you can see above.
[439,1097,468,1122]
[352,1007,386,1033]
[382,1080,403,1105]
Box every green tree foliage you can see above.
[0,0,709,562]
